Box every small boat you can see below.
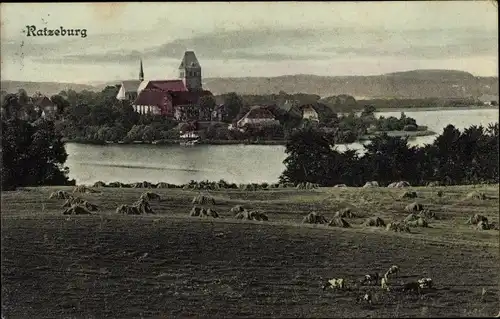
[180,139,199,146]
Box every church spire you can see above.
[139,59,144,82]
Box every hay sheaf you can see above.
[235,210,269,221]
[466,214,488,225]
[189,206,219,218]
[296,182,319,190]
[62,204,92,215]
[133,198,155,214]
[229,205,246,215]
[328,217,351,228]
[466,191,488,200]
[116,198,155,215]
[72,185,100,194]
[49,190,73,200]
[302,212,329,224]
[407,217,429,228]
[156,182,176,189]
[363,181,380,188]
[404,213,419,223]
[333,208,356,218]
[93,181,106,188]
[140,192,161,201]
[386,222,411,233]
[476,220,491,230]
[62,197,98,211]
[400,191,418,199]
[405,202,424,212]
[418,209,439,220]
[388,181,411,188]
[192,194,216,205]
[116,204,140,215]
[363,217,386,227]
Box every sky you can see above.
[1,1,498,83]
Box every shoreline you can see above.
[64,130,436,146]
[375,105,499,112]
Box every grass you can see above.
[1,184,499,318]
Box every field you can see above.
[1,185,499,318]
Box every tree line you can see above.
[280,123,499,187]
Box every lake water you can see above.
[66,109,499,185]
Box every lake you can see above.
[66,108,499,185]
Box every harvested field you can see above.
[1,184,499,318]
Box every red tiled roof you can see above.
[134,90,171,107]
[144,80,187,92]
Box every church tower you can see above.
[139,59,144,82]
[179,51,202,91]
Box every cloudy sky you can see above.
[1,2,498,83]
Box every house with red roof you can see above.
[119,51,213,119]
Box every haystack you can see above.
[132,181,153,189]
[302,212,328,224]
[386,222,411,233]
[93,181,106,188]
[108,182,122,188]
[334,184,347,188]
[189,206,219,218]
[427,181,440,187]
[328,217,350,228]
[334,208,356,218]
[156,182,170,188]
[466,191,487,200]
[405,202,424,212]
[116,204,140,215]
[363,181,379,188]
[49,190,72,200]
[62,197,98,211]
[407,217,429,228]
[140,192,161,201]
[363,217,386,227]
[62,204,92,215]
[235,210,268,221]
[388,181,411,188]
[230,205,246,215]
[400,191,418,199]
[182,185,191,190]
[466,214,488,225]
[133,198,155,214]
[192,194,216,205]
[418,209,438,220]
[476,220,490,230]
[72,185,99,194]
[404,213,419,223]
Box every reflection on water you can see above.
[65,109,499,185]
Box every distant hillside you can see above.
[0,81,102,96]
[204,70,498,99]
[2,70,498,99]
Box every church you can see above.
[116,51,213,120]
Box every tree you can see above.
[223,92,244,122]
[361,104,377,118]
[50,94,70,117]
[280,126,337,185]
[1,118,74,190]
[199,95,216,120]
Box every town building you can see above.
[116,51,213,119]
[33,95,57,119]
[300,104,320,122]
[236,105,280,130]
